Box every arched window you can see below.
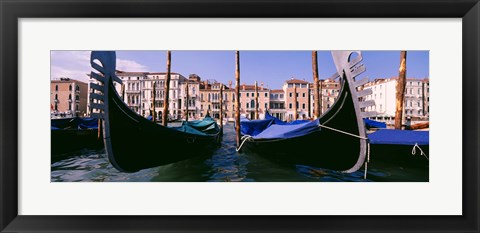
[69,84,72,91]
[55,85,58,91]
[68,94,72,100]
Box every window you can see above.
[302,103,305,109]
[280,94,283,98]
[289,93,292,97]
[289,103,292,109]
[69,94,72,100]
[247,93,249,97]
[55,85,58,91]
[54,103,58,110]
[418,89,421,94]
[296,93,299,97]
[76,85,79,91]
[265,93,268,97]
[246,103,249,108]
[302,93,305,97]
[69,84,72,91]
[265,103,268,109]
[417,102,420,107]
[75,95,79,101]
[55,94,58,100]
[250,100,255,109]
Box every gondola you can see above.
[368,129,429,168]
[238,51,375,173]
[88,51,221,172]
[51,117,103,158]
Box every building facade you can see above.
[269,89,286,121]
[239,83,270,119]
[283,78,310,121]
[361,77,430,123]
[51,78,88,117]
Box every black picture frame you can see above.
[1,0,478,232]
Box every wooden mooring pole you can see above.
[220,84,224,132]
[185,80,189,122]
[152,81,156,123]
[293,85,297,120]
[254,81,259,120]
[312,51,320,119]
[163,51,172,126]
[394,51,407,129]
[97,119,102,139]
[235,51,241,148]
[121,83,125,101]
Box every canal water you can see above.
[51,123,428,182]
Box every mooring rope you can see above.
[411,143,429,160]
[318,124,368,140]
[236,135,253,152]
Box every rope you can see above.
[364,142,370,180]
[411,143,429,160]
[236,135,252,152]
[318,124,368,140]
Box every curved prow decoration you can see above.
[88,51,124,170]
[331,51,375,173]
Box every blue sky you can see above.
[51,50,428,89]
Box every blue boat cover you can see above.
[368,129,429,146]
[240,119,274,136]
[172,116,219,136]
[364,118,387,129]
[252,119,320,139]
[51,117,98,130]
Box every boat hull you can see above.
[241,79,363,171]
[104,80,221,172]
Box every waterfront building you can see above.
[199,80,227,119]
[283,78,310,121]
[238,83,270,119]
[361,77,430,124]
[180,74,202,120]
[87,71,188,121]
[50,78,88,117]
[269,89,286,121]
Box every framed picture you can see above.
[1,0,478,232]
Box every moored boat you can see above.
[88,51,222,172]
[238,51,376,173]
[51,117,103,157]
[368,129,429,168]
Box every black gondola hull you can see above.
[104,80,221,172]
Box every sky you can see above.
[51,50,429,90]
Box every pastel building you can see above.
[51,78,88,117]
[283,78,310,121]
